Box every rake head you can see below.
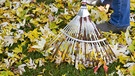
[45,1,116,69]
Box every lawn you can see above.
[0,0,135,76]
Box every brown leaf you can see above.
[28,47,36,52]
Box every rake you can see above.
[45,0,116,69]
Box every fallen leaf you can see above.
[103,64,108,73]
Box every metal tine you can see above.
[90,22,113,63]
[101,42,114,64]
[99,40,114,63]
[89,32,99,53]
[66,39,76,64]
[85,43,91,65]
[91,31,107,62]
[63,16,80,36]
[88,32,107,63]
[79,42,85,64]
[87,27,105,65]
[104,41,116,58]
[98,43,109,63]
[84,42,87,64]
[89,40,98,67]
[78,17,83,39]
[49,32,64,47]
[71,40,78,66]
[92,36,109,63]
[46,33,64,55]
[88,50,92,67]
[93,26,116,64]
[63,15,79,30]
[87,42,100,65]
[92,37,110,63]
[91,21,102,37]
[92,21,116,61]
[86,34,94,65]
[82,18,88,64]
[52,39,64,57]
[74,41,81,68]
[53,36,72,61]
[52,35,69,56]
[70,40,76,56]
[67,38,75,55]
[61,39,72,61]
[92,23,112,62]
[102,41,116,62]
[97,27,116,63]
[93,24,116,63]
[78,17,90,64]
[63,24,77,38]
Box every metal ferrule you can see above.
[77,1,90,17]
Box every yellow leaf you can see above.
[62,74,66,76]
[26,28,42,42]
[118,54,130,64]
[13,54,20,59]
[63,14,72,20]
[130,21,135,26]
[5,0,11,7]
[13,45,22,53]
[55,3,64,8]
[90,51,95,57]
[99,11,108,21]
[130,3,135,11]
[33,8,42,14]
[0,42,3,53]
[78,63,86,71]
[131,0,135,2]
[87,5,94,10]
[7,71,14,76]
[55,0,62,3]
[64,54,71,64]
[56,19,63,24]
[0,8,4,15]
[41,68,46,73]
[30,19,39,25]
[35,58,40,64]
[0,50,2,53]
[131,55,135,62]
[128,64,135,76]
[120,68,128,75]
[37,75,42,76]
[133,52,135,58]
[98,58,104,65]
[0,63,7,70]
[16,7,23,17]
[117,32,127,45]
[115,65,120,70]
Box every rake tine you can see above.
[52,39,64,57]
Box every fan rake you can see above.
[45,0,116,69]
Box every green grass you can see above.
[22,61,119,76]
[37,0,55,4]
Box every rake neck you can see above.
[81,0,87,6]
[78,3,90,17]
